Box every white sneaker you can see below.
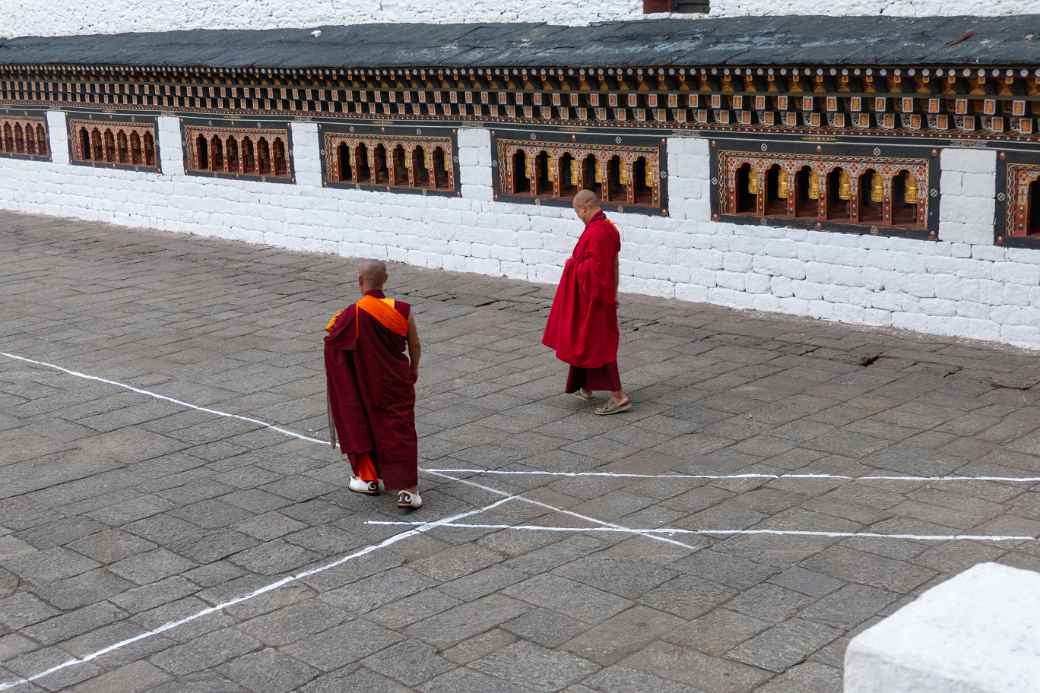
[397,490,422,509]
[349,476,384,495]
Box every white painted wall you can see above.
[0,0,1033,38]
[0,112,1037,350]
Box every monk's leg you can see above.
[564,366,591,397]
[354,452,379,482]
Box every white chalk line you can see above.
[423,467,1040,484]
[367,520,1037,543]
[0,494,518,691]
[426,470,703,552]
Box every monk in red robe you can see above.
[325,260,423,509]
[543,190,631,415]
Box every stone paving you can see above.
[2,211,1040,692]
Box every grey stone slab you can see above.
[799,583,899,629]
[801,546,936,594]
[552,555,677,599]
[66,529,157,564]
[621,641,770,693]
[282,619,403,671]
[727,618,841,673]
[2,546,100,583]
[0,592,61,629]
[301,667,413,693]
[363,639,456,687]
[227,539,321,575]
[640,574,737,620]
[149,627,262,675]
[110,576,199,613]
[238,600,348,647]
[366,588,463,630]
[224,649,319,693]
[443,629,519,665]
[503,608,590,648]
[582,666,705,693]
[419,668,541,693]
[109,548,196,585]
[768,566,846,598]
[755,662,843,693]
[405,594,531,649]
[67,661,172,693]
[503,574,632,624]
[470,641,599,692]
[663,607,770,656]
[563,606,688,666]
[22,602,126,646]
[32,568,135,611]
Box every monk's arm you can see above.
[406,314,421,375]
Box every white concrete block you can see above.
[845,562,1040,693]
[940,147,997,174]
[46,111,70,165]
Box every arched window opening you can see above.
[795,166,818,218]
[257,138,271,176]
[827,168,850,220]
[512,149,531,194]
[380,142,395,183]
[273,138,287,177]
[859,169,882,222]
[226,137,239,172]
[432,147,449,189]
[559,153,578,198]
[35,125,46,156]
[210,135,225,171]
[765,164,788,215]
[892,170,919,225]
[79,128,91,161]
[413,146,430,187]
[3,123,13,152]
[103,129,116,162]
[1029,179,1040,237]
[535,151,551,196]
[735,163,755,213]
[606,156,624,202]
[14,124,25,154]
[25,126,36,155]
[143,133,155,167]
[242,138,255,174]
[337,142,352,182]
[195,134,209,170]
[116,131,128,163]
[354,143,370,182]
[582,154,601,197]
[130,132,142,164]
[633,157,653,205]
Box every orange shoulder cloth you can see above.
[356,295,409,336]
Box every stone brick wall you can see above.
[0,112,1038,350]
[0,0,1031,38]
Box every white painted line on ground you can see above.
[367,520,1037,543]
[426,470,703,552]
[423,467,1040,484]
[0,494,519,691]
[0,351,329,446]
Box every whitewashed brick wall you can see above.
[0,114,1038,349]
[1,0,1031,38]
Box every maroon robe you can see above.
[324,290,418,491]
[543,211,621,372]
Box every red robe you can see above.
[543,211,621,369]
[324,290,418,491]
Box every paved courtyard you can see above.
[2,210,1040,692]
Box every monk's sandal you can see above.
[594,398,631,416]
[349,476,384,495]
[397,490,423,509]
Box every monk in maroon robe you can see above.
[325,260,423,509]
[543,190,631,415]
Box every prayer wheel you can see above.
[837,169,851,200]
[568,158,579,186]
[808,169,820,200]
[747,169,759,196]
[869,170,884,203]
[645,166,653,188]
[904,173,918,203]
[547,157,556,182]
[777,170,789,199]
[619,162,630,185]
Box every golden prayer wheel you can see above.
[747,170,759,196]
[869,171,884,203]
[526,156,536,181]
[619,162,630,186]
[904,173,918,203]
[645,166,654,188]
[837,169,851,201]
[547,157,556,182]
[777,171,789,199]
[424,149,433,172]
[568,159,579,186]
[595,160,606,184]
[808,169,820,200]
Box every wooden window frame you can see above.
[180,118,295,183]
[67,112,160,172]
[490,130,668,216]
[710,138,939,240]
[0,109,50,162]
[318,123,460,197]
[995,150,1040,249]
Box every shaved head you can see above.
[357,259,388,292]
[572,189,602,223]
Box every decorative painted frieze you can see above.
[319,124,459,196]
[491,130,667,215]
[181,118,294,183]
[710,139,939,239]
[67,112,159,171]
[0,108,49,161]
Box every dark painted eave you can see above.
[2,16,1040,69]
